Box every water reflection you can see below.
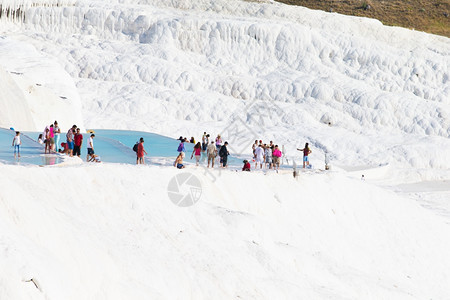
[41,154,59,165]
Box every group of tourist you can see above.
[36,121,99,162]
[170,131,313,172]
[36,121,61,154]
[250,141,312,171]
[251,140,283,172]
[172,132,231,169]
[12,125,312,169]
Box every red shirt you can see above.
[137,142,145,158]
[74,133,83,146]
[242,162,251,171]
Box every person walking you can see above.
[53,121,61,152]
[137,137,147,164]
[191,142,202,166]
[207,141,217,168]
[297,143,312,168]
[86,134,96,162]
[12,131,21,158]
[73,128,83,157]
[219,141,229,168]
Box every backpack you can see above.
[219,145,227,157]
[177,142,184,152]
[133,143,138,152]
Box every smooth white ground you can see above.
[0,0,449,299]
[1,164,450,299]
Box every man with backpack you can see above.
[219,141,230,168]
[135,137,147,164]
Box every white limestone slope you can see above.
[0,66,35,130]
[0,164,450,299]
[0,36,83,131]
[0,0,449,168]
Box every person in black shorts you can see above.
[86,134,95,162]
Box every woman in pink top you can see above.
[191,142,202,166]
[49,124,55,152]
[215,135,222,151]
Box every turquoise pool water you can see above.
[92,129,194,158]
[0,128,63,166]
[1,128,247,167]
[91,129,243,166]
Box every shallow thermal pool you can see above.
[0,128,63,166]
[1,128,246,167]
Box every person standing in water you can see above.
[215,134,222,151]
[66,125,77,156]
[73,128,83,157]
[254,144,264,169]
[191,142,202,166]
[219,141,229,168]
[264,144,272,169]
[12,131,21,158]
[252,140,258,161]
[49,124,55,153]
[53,121,61,152]
[137,137,148,165]
[297,142,312,168]
[44,127,51,154]
[272,145,282,172]
[177,137,186,158]
[86,134,96,162]
[201,132,207,152]
[207,140,217,168]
